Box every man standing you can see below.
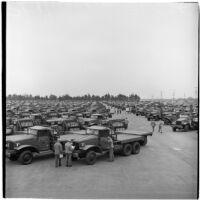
[54,138,63,167]
[151,121,156,133]
[158,120,164,133]
[65,140,75,167]
[107,136,114,162]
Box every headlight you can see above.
[15,143,20,147]
[79,143,86,147]
[172,122,176,125]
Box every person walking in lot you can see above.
[158,120,164,133]
[151,121,156,133]
[107,136,114,162]
[54,138,63,167]
[65,140,75,167]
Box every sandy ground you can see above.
[5,112,198,198]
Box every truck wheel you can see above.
[184,125,189,132]
[173,127,176,132]
[141,136,147,146]
[122,144,132,156]
[132,142,140,154]
[18,150,33,165]
[85,150,97,165]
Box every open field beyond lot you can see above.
[5,113,198,199]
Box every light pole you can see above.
[172,90,175,105]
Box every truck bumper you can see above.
[6,150,18,158]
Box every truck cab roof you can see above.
[87,125,109,131]
[30,126,51,131]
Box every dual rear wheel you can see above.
[122,142,140,156]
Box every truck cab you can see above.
[171,115,192,132]
[101,118,128,131]
[6,126,55,164]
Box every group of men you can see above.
[54,139,75,167]
[151,120,164,133]
[53,136,114,168]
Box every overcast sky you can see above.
[7,2,198,99]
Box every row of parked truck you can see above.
[6,125,152,165]
[6,101,147,165]
[104,101,198,132]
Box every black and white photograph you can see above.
[4,1,198,199]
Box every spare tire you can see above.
[132,142,140,154]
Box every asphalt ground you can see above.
[5,112,198,199]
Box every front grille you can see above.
[6,142,15,150]
[176,121,182,125]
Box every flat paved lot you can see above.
[5,113,198,198]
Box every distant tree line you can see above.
[6,93,140,102]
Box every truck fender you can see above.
[81,145,102,153]
[16,145,39,153]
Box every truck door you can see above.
[99,130,110,150]
[38,130,50,151]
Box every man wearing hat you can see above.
[65,139,75,167]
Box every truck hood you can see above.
[6,134,35,143]
[60,133,97,143]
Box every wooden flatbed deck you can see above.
[116,133,143,143]
[116,130,152,136]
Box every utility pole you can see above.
[160,91,163,101]
[172,90,175,105]
[194,87,198,99]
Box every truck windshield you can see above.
[20,121,33,127]
[91,115,98,119]
[86,129,98,136]
[28,129,38,136]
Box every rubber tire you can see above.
[184,125,189,132]
[173,127,176,132]
[85,150,97,165]
[141,136,147,146]
[132,142,140,154]
[122,144,132,156]
[18,150,33,165]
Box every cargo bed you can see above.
[116,133,144,144]
[116,130,152,137]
